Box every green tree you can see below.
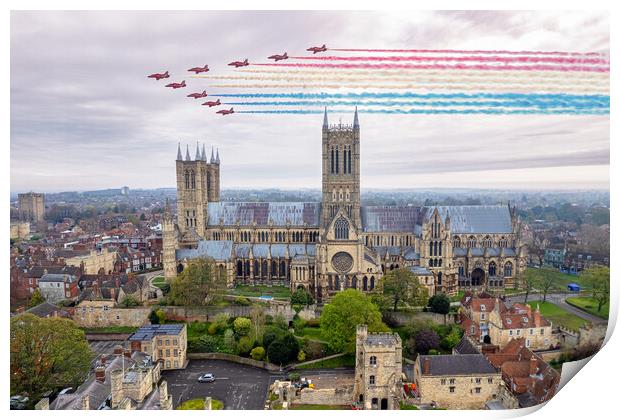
[267,333,299,365]
[28,288,45,308]
[233,317,252,336]
[440,325,463,350]
[11,314,94,403]
[375,268,428,312]
[530,268,557,303]
[169,258,226,306]
[119,295,140,308]
[428,294,451,314]
[139,213,146,221]
[149,310,160,324]
[521,270,536,304]
[263,325,286,349]
[237,336,253,355]
[583,265,610,312]
[291,288,314,306]
[250,346,265,361]
[155,309,166,324]
[320,289,389,353]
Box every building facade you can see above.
[129,324,188,370]
[163,110,527,301]
[18,192,45,223]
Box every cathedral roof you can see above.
[207,202,321,227]
[431,205,513,234]
[175,240,233,261]
[361,206,424,232]
[234,244,316,259]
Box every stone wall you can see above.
[297,386,354,406]
[188,352,281,372]
[162,302,319,323]
[386,310,458,326]
[73,301,150,328]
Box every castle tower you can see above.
[321,107,361,229]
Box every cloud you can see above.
[10,10,609,192]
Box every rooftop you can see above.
[418,354,498,376]
[129,324,185,341]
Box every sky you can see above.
[10,10,609,193]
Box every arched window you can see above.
[468,236,477,248]
[499,236,508,248]
[439,242,442,256]
[271,261,277,277]
[483,235,492,248]
[335,148,339,173]
[437,272,442,285]
[458,264,465,276]
[236,260,243,277]
[504,262,513,277]
[334,217,349,240]
[184,170,190,189]
[330,147,334,174]
[454,236,462,248]
[280,261,286,278]
[369,356,377,366]
[190,170,196,189]
[429,241,433,256]
[489,261,497,276]
[363,276,368,291]
[352,276,358,289]
[370,276,375,290]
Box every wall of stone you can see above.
[163,302,319,323]
[386,310,458,326]
[73,305,151,328]
[188,352,281,372]
[297,386,354,406]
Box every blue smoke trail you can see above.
[214,92,609,103]
[224,99,608,109]
[236,108,609,115]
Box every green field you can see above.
[528,300,590,331]
[566,296,609,319]
[229,285,291,299]
[290,404,350,410]
[524,267,584,291]
[299,327,324,341]
[151,276,168,289]
[176,398,223,410]
[296,354,355,369]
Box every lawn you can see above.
[290,404,350,410]
[566,296,609,320]
[527,300,590,331]
[524,267,584,292]
[82,326,139,334]
[176,398,223,410]
[299,327,324,341]
[151,276,168,289]
[449,291,465,302]
[229,285,291,300]
[296,354,355,369]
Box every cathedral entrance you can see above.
[471,268,485,286]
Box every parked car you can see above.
[198,373,215,383]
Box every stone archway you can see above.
[471,268,485,286]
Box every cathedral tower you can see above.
[321,107,361,229]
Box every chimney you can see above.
[113,345,123,355]
[123,348,132,358]
[81,394,90,410]
[534,304,542,326]
[423,357,431,375]
[95,366,106,383]
[100,355,107,365]
[529,356,538,376]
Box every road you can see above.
[162,359,284,410]
[503,292,606,324]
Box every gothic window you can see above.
[468,236,477,248]
[499,236,508,248]
[330,147,334,174]
[261,260,268,278]
[280,261,286,277]
[429,259,434,267]
[504,262,513,277]
[369,356,377,366]
[244,260,250,277]
[489,261,497,276]
[370,276,375,290]
[454,236,462,248]
[437,272,442,285]
[458,264,465,276]
[434,241,438,256]
[348,147,352,173]
[483,236,492,248]
[332,252,353,273]
[184,170,190,189]
[439,242,442,256]
[237,260,243,277]
[271,261,277,277]
[438,259,442,267]
[335,148,339,173]
[190,170,196,189]
[334,217,349,240]
[352,276,358,289]
[363,276,368,291]
[429,241,433,256]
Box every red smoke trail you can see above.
[289,55,608,65]
[254,62,609,72]
[329,48,605,56]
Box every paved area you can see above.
[162,359,283,410]
[296,370,355,388]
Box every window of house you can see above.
[475,378,481,384]
[159,350,163,357]
[116,315,120,320]
[449,386,455,393]
[174,349,178,357]
[173,339,178,346]
[166,349,170,357]
[166,361,171,368]
[480,304,486,311]
[480,313,485,320]
[509,330,513,336]
[488,378,493,384]
[174,361,179,368]
[475,387,481,394]
[540,329,544,335]
[165,339,170,346]
[157,339,162,346]
[529,329,534,335]
[516,330,521,336]
[449,379,455,385]
[369,356,377,366]
[369,375,375,385]
[441,379,446,385]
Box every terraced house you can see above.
[163,110,527,301]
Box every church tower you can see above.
[321,107,361,229]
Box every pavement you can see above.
[162,359,284,410]
[503,292,606,324]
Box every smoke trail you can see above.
[237,108,609,115]
[213,92,609,101]
[328,48,605,57]
[289,55,609,65]
[254,62,609,72]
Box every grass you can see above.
[229,285,292,299]
[176,398,223,410]
[82,326,139,334]
[290,404,350,410]
[524,267,585,292]
[299,327,323,341]
[296,353,355,369]
[151,276,168,289]
[449,291,465,302]
[566,296,609,319]
[527,300,590,331]
[400,403,420,410]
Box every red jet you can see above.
[216,107,234,115]
[307,44,327,54]
[202,99,221,107]
[268,52,288,61]
[165,80,186,89]
[228,59,249,67]
[147,71,170,80]
[187,90,208,99]
[188,64,209,74]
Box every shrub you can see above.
[263,325,286,349]
[208,323,218,335]
[149,310,160,325]
[428,294,451,315]
[440,326,463,350]
[288,372,301,382]
[233,317,252,336]
[156,309,166,324]
[297,350,306,362]
[305,318,320,328]
[267,333,299,365]
[223,329,235,348]
[234,296,251,306]
[414,329,441,355]
[293,317,306,334]
[274,315,288,330]
[251,346,265,361]
[237,336,254,356]
[291,288,314,305]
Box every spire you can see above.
[353,106,359,128]
[195,141,200,161]
[185,144,191,161]
[210,147,216,164]
[176,142,182,160]
[201,144,207,161]
[322,106,328,128]
[216,148,220,164]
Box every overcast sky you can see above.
[10,10,609,193]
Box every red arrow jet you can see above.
[202,99,221,107]
[306,44,327,54]
[268,52,288,61]
[216,107,234,115]
[187,90,208,99]
[147,71,170,80]
[188,64,209,74]
[165,80,186,89]
[228,59,249,67]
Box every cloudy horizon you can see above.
[10,10,610,193]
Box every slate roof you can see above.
[39,273,76,283]
[418,354,498,376]
[27,265,81,278]
[234,244,316,259]
[409,266,433,276]
[432,205,513,234]
[25,302,69,318]
[361,206,424,233]
[129,324,185,341]
[365,333,401,346]
[207,202,320,227]
[453,336,481,355]
[176,240,233,261]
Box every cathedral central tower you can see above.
[321,107,361,230]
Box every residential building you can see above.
[73,299,150,328]
[38,273,79,304]
[129,324,187,370]
[65,247,117,274]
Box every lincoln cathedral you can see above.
[163,109,527,301]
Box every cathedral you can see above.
[162,109,527,302]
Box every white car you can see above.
[198,373,215,383]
